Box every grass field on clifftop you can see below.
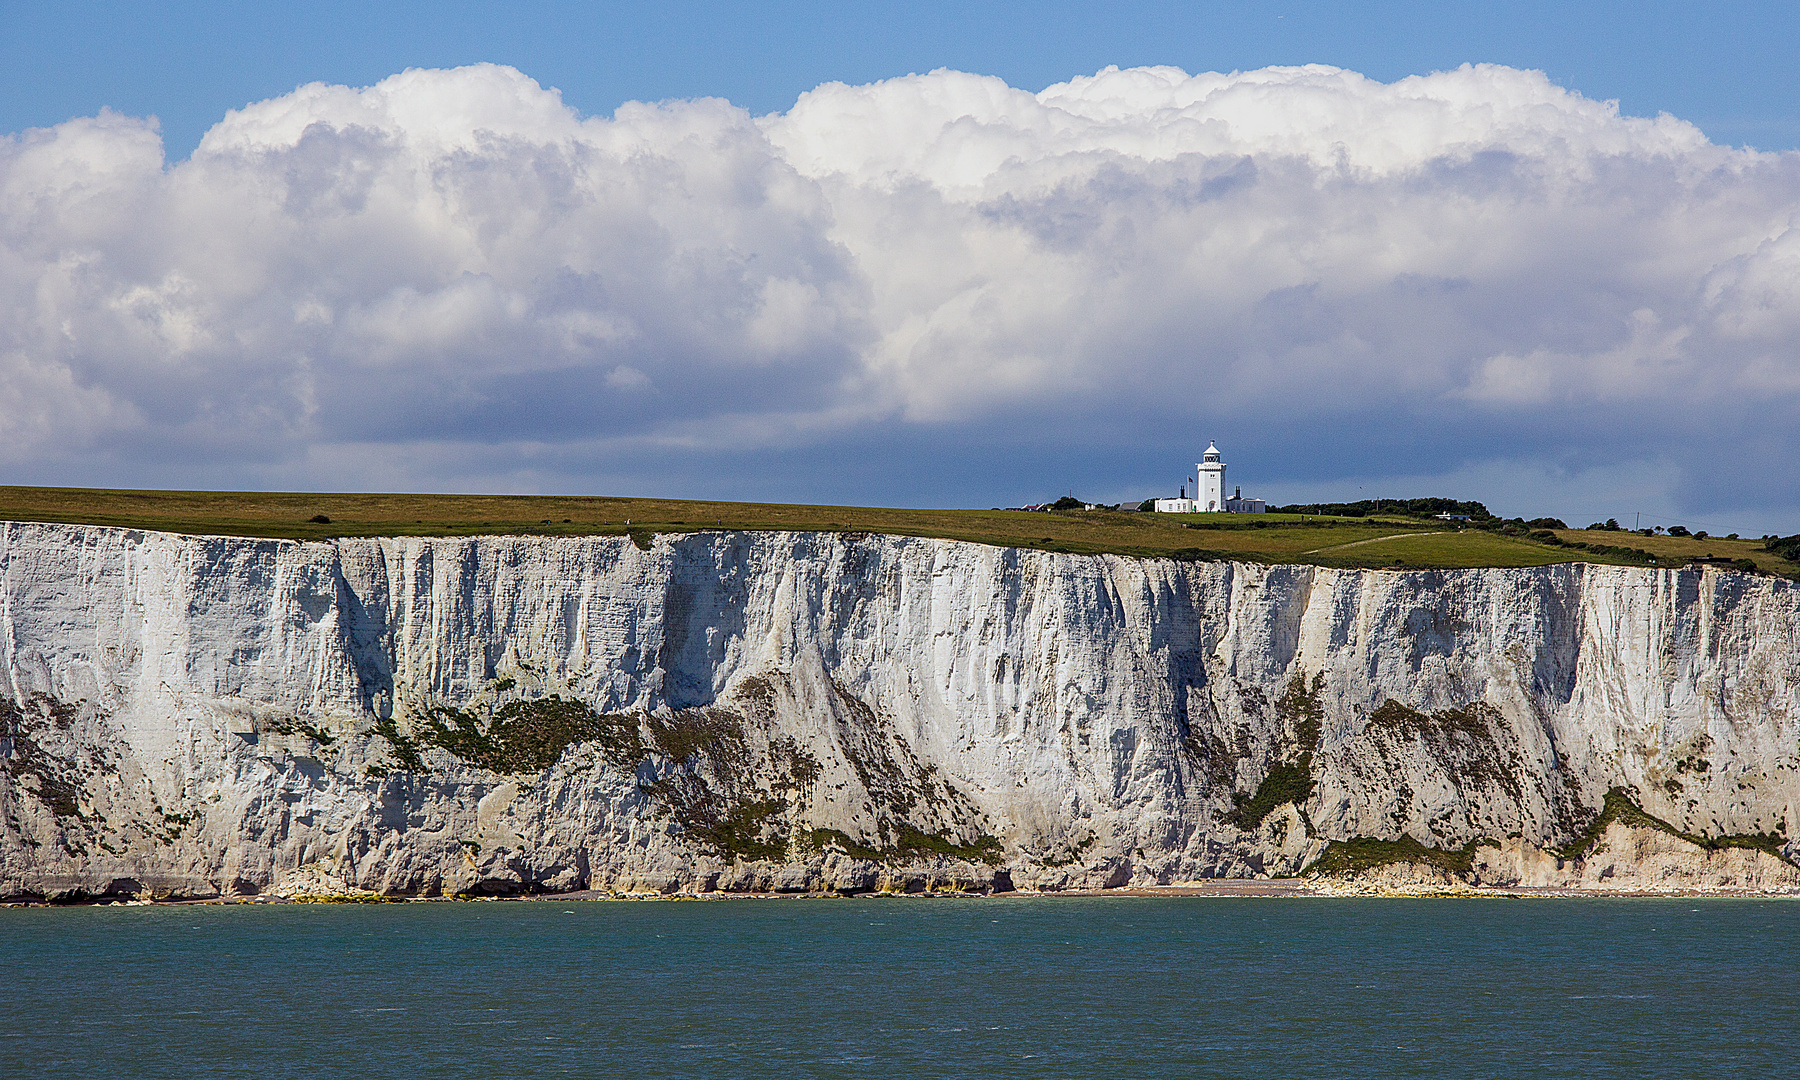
[1,486,1795,574]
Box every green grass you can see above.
[1554,528,1798,576]
[0,484,1440,559]
[1,484,1795,572]
[1307,530,1590,569]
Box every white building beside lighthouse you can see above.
[1153,442,1266,513]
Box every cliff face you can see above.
[3,521,1798,899]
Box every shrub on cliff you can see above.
[1225,753,1315,830]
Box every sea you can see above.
[4,896,1795,1078]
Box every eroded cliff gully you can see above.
[3,522,1798,899]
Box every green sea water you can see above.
[4,896,1796,1078]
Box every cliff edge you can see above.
[3,522,1797,898]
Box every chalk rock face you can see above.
[2,522,1798,898]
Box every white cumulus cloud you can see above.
[3,61,1800,524]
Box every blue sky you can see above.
[4,2,1800,531]
[10,1,1800,156]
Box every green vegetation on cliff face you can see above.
[1221,674,1325,831]
[409,697,642,774]
[367,692,1002,868]
[803,826,1004,866]
[1,696,87,819]
[1554,788,1792,863]
[1225,753,1315,830]
[6,485,1795,572]
[1302,835,1497,878]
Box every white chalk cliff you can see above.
[3,521,1798,899]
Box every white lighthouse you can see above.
[1197,441,1226,512]
[1152,441,1266,513]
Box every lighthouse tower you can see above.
[1197,442,1226,512]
